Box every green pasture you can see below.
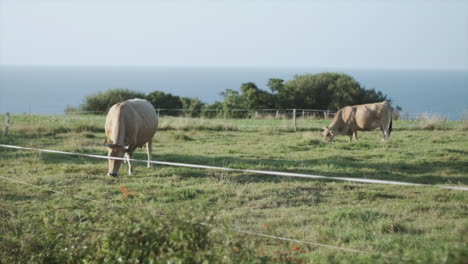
[0,114,467,263]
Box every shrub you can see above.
[459,110,468,131]
[81,89,146,113]
[418,113,449,130]
[64,104,81,114]
[147,91,183,112]
[0,206,262,263]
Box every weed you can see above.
[418,113,450,130]
[173,133,195,141]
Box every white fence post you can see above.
[4,112,10,136]
[293,109,297,132]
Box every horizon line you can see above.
[1,63,468,72]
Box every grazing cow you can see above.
[104,98,158,177]
[323,101,392,142]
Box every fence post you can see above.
[4,112,10,136]
[293,109,297,132]
[276,110,279,119]
[157,108,160,118]
[302,110,305,119]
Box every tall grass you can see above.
[0,204,262,264]
[417,113,450,130]
[459,110,468,131]
[3,114,467,139]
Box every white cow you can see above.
[104,98,158,176]
[323,101,392,142]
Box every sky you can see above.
[1,0,467,70]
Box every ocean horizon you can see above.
[0,65,467,120]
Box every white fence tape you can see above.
[1,144,467,191]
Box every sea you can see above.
[0,65,467,120]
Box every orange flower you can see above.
[291,246,301,251]
[119,186,132,198]
[261,224,270,229]
[232,247,239,253]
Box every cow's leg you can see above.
[383,130,389,141]
[381,127,389,141]
[146,140,153,168]
[353,131,358,141]
[125,152,134,175]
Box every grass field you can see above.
[1,114,467,263]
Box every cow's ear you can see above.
[322,127,326,131]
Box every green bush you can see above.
[218,73,392,116]
[0,205,262,264]
[80,89,146,113]
[69,72,393,117]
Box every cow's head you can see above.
[322,126,335,142]
[104,142,129,177]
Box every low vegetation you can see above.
[417,113,450,130]
[67,72,392,117]
[1,114,467,263]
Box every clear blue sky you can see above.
[1,0,467,70]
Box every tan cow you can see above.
[104,98,158,177]
[323,101,392,142]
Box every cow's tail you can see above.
[387,105,393,137]
[389,119,393,136]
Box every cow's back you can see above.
[105,99,158,148]
[328,106,355,133]
[123,99,158,148]
[354,101,391,131]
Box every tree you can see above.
[219,83,275,118]
[267,78,287,108]
[239,82,274,109]
[220,89,244,118]
[81,88,146,113]
[202,101,223,118]
[181,97,204,117]
[267,78,285,93]
[69,72,392,117]
[147,91,183,116]
[279,73,388,110]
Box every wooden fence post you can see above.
[4,112,10,136]
[293,109,297,132]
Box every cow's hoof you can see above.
[107,172,118,177]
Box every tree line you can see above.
[66,72,392,118]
